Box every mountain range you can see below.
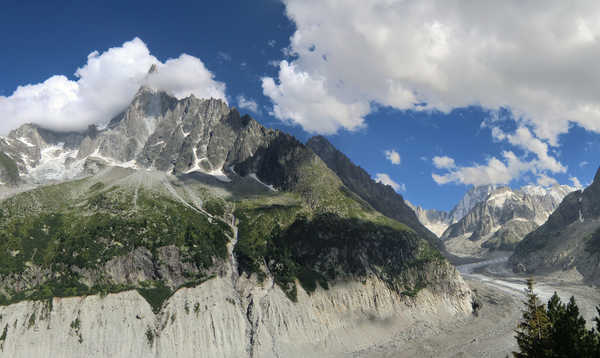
[0,86,472,357]
[410,184,576,257]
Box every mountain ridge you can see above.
[0,87,473,357]
[306,135,441,250]
[510,167,600,284]
[409,184,576,258]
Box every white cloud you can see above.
[570,176,583,188]
[537,173,559,187]
[217,51,232,62]
[236,95,260,114]
[432,156,456,169]
[432,125,567,186]
[491,126,567,172]
[432,151,532,186]
[0,37,226,134]
[264,0,600,144]
[384,149,401,165]
[374,173,404,191]
[262,60,369,134]
[144,54,226,100]
[580,161,589,167]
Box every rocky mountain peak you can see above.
[147,63,158,74]
[442,183,577,256]
[0,88,269,186]
[449,184,497,223]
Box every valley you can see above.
[3,3,600,357]
[355,256,600,358]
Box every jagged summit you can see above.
[0,87,271,186]
[406,181,577,258]
[439,184,576,257]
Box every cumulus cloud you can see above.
[433,125,567,186]
[384,149,401,165]
[236,95,260,114]
[537,174,559,187]
[432,151,532,186]
[374,173,404,191]
[0,37,226,134]
[570,176,583,188]
[491,126,565,173]
[264,0,600,145]
[580,161,589,168]
[262,60,369,134]
[432,156,456,169]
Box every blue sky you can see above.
[1,0,599,211]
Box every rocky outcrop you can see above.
[510,167,600,284]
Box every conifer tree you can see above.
[547,295,588,357]
[513,278,551,358]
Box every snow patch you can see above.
[88,147,139,170]
[17,137,36,147]
[180,125,191,137]
[487,190,516,207]
[184,153,231,182]
[25,143,83,183]
[249,173,277,191]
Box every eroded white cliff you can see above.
[0,269,471,358]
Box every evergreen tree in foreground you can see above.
[513,279,600,357]
[514,278,551,357]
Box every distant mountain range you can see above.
[409,184,576,257]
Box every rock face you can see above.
[449,185,497,224]
[442,185,576,257]
[405,185,497,238]
[510,168,600,285]
[0,87,474,357]
[0,87,275,186]
[306,135,441,249]
[0,272,471,358]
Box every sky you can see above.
[1,0,600,211]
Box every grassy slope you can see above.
[0,144,448,307]
[234,155,444,301]
[0,176,230,308]
[0,152,19,185]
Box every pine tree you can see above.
[547,295,589,357]
[513,278,551,358]
[589,306,600,357]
